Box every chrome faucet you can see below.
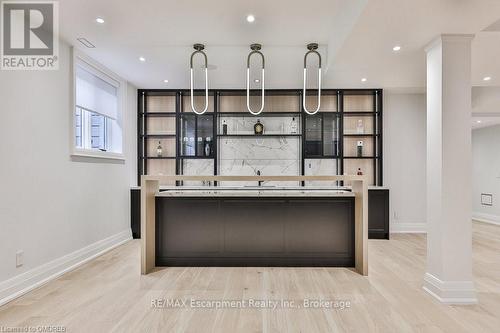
[257,170,263,187]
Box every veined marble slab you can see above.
[219,159,300,186]
[181,159,214,186]
[218,135,301,186]
[304,159,339,186]
[219,137,300,160]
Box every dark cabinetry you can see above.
[131,188,141,239]
[368,189,389,239]
[132,188,390,241]
[155,196,355,266]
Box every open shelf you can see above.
[343,156,379,159]
[141,134,176,138]
[218,112,302,117]
[178,155,215,159]
[342,112,379,116]
[217,134,302,137]
[141,156,176,160]
[142,112,176,117]
[304,156,340,159]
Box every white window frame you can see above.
[71,47,126,160]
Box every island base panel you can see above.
[155,197,355,267]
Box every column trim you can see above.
[425,34,474,53]
[423,273,477,305]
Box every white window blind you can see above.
[75,63,119,120]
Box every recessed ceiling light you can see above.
[163,79,169,83]
[361,78,367,82]
[254,79,260,83]
[246,15,255,23]
[483,76,491,81]
[476,120,482,123]
[139,57,146,62]
[392,45,401,51]
[96,17,105,24]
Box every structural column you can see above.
[424,34,477,304]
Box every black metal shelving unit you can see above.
[138,88,383,186]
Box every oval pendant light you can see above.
[246,44,265,115]
[190,43,209,114]
[303,43,322,115]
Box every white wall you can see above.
[472,87,500,114]
[472,125,500,224]
[0,41,137,302]
[384,93,427,232]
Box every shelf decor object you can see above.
[189,44,209,114]
[357,140,364,157]
[357,119,364,134]
[254,119,264,135]
[303,43,322,115]
[246,44,265,115]
[290,117,298,134]
[156,141,163,157]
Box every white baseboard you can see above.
[390,222,427,233]
[423,273,477,304]
[472,212,500,226]
[0,229,132,307]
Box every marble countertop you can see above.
[131,185,388,191]
[155,187,355,197]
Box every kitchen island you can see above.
[141,176,368,275]
[156,187,355,267]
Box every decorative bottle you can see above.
[254,119,264,135]
[204,137,212,157]
[356,119,364,134]
[156,141,163,157]
[222,120,228,135]
[357,140,364,157]
[290,117,298,134]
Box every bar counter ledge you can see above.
[141,175,368,276]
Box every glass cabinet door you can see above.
[305,115,322,156]
[323,114,339,157]
[197,115,214,157]
[180,114,196,156]
[179,114,214,157]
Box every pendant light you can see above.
[246,43,265,115]
[190,43,209,114]
[303,43,322,115]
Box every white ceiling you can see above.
[472,115,500,130]
[59,0,500,90]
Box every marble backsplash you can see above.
[219,136,300,186]
[181,159,214,186]
[304,159,339,186]
[219,136,299,160]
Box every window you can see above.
[73,50,123,158]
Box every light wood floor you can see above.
[1,221,499,332]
